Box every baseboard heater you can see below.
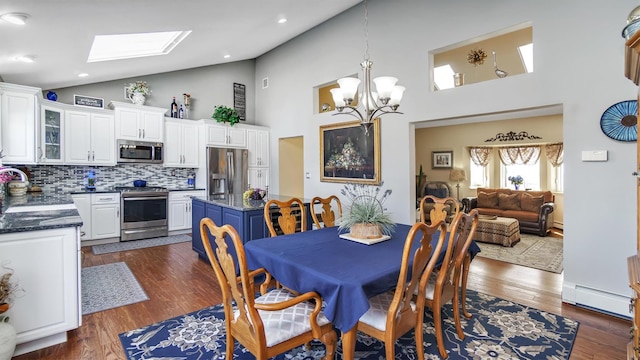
[573,284,630,319]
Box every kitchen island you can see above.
[191,194,311,261]
[0,193,83,356]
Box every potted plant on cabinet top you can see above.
[212,105,240,126]
[338,181,396,239]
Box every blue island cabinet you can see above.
[191,198,268,261]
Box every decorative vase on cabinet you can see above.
[129,92,146,105]
[0,316,16,360]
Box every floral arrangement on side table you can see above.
[126,81,151,96]
[338,181,396,239]
[508,175,524,189]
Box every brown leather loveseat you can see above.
[461,188,554,236]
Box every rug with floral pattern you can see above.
[119,289,578,359]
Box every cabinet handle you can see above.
[185,203,188,212]
[87,151,91,161]
[116,209,120,217]
[142,129,145,138]
[138,129,142,138]
[631,298,636,313]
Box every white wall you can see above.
[48,60,257,124]
[255,0,637,316]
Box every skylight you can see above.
[87,31,191,62]
[518,43,533,73]
[434,64,455,90]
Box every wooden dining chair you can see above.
[199,217,337,360]
[356,220,448,360]
[419,209,478,359]
[419,195,460,225]
[264,197,307,236]
[310,195,342,228]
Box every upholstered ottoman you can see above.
[473,216,520,247]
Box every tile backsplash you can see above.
[25,164,195,193]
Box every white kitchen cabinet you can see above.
[248,167,269,190]
[0,83,39,164]
[110,101,165,142]
[168,190,206,232]
[64,109,115,165]
[90,193,120,239]
[164,118,199,167]
[206,122,247,148]
[246,127,270,167]
[39,104,64,163]
[0,227,80,356]
[71,192,120,241]
[71,194,91,241]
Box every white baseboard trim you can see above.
[563,281,630,318]
[14,332,67,356]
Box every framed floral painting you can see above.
[320,119,381,184]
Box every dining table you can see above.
[244,223,481,360]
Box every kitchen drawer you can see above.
[169,190,205,201]
[91,193,120,204]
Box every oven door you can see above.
[121,194,168,240]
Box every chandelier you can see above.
[330,0,405,133]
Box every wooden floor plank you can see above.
[12,230,630,359]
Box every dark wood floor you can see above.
[14,230,630,360]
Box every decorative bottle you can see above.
[178,105,184,119]
[85,170,96,190]
[170,97,178,118]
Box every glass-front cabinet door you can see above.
[40,105,64,163]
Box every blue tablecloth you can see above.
[244,223,480,332]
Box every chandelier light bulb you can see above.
[372,76,397,102]
[330,88,346,109]
[337,77,360,105]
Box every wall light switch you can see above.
[581,150,608,162]
[305,172,310,179]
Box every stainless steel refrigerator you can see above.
[207,147,248,199]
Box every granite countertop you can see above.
[193,193,310,211]
[0,192,82,234]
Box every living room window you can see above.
[501,162,540,190]
[469,160,487,188]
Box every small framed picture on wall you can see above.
[432,151,453,169]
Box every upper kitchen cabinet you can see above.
[64,109,115,165]
[39,103,64,163]
[205,121,247,148]
[246,127,270,167]
[110,101,166,142]
[0,83,39,164]
[164,118,200,168]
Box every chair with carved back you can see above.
[418,209,479,359]
[199,217,337,360]
[356,220,448,360]
[264,197,307,237]
[311,195,343,229]
[419,195,460,225]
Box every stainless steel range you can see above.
[116,186,168,241]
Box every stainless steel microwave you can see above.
[117,140,163,164]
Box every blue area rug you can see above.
[119,289,578,359]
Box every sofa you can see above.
[461,188,554,236]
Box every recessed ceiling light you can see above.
[16,55,35,63]
[223,54,231,59]
[78,73,89,78]
[278,18,287,24]
[0,13,29,25]
[88,30,191,62]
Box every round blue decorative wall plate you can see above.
[600,100,638,142]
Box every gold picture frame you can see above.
[432,150,453,169]
[320,119,381,184]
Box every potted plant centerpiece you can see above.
[0,268,20,359]
[212,105,240,126]
[338,181,396,239]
